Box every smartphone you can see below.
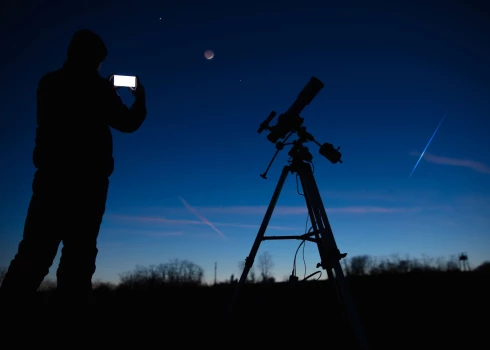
[113,75,136,89]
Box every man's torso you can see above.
[33,67,115,178]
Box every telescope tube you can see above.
[286,77,325,116]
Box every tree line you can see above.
[0,251,489,291]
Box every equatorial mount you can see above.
[258,77,343,179]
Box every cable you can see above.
[302,214,309,279]
[295,161,313,196]
[293,214,310,275]
[292,239,304,277]
[290,160,317,282]
[304,271,322,281]
[303,235,307,279]
[296,174,303,196]
[292,230,311,278]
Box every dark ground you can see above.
[3,272,488,348]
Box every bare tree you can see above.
[238,260,256,283]
[342,259,351,276]
[443,255,460,272]
[165,258,204,284]
[119,259,205,289]
[257,251,274,282]
[348,255,372,276]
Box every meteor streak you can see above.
[409,114,446,178]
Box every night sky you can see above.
[1,0,489,284]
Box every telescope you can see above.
[228,77,369,350]
[257,77,342,175]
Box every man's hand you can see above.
[107,73,122,90]
[130,76,145,100]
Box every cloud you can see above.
[140,231,184,238]
[178,197,227,239]
[106,202,431,235]
[451,194,490,212]
[107,214,298,231]
[194,206,307,215]
[104,228,184,238]
[321,190,401,202]
[210,222,296,230]
[409,152,490,174]
[190,205,420,215]
[328,206,419,214]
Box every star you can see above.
[159,17,162,20]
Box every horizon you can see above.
[1,0,489,286]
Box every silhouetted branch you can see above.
[238,260,256,283]
[118,259,205,290]
[343,253,469,277]
[257,251,274,282]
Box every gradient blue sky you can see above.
[1,0,489,284]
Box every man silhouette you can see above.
[0,29,147,305]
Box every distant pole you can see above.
[214,262,217,285]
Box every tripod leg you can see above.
[300,176,337,284]
[298,162,369,349]
[224,165,290,328]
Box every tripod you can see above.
[225,143,369,349]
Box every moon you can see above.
[204,49,214,60]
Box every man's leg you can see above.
[56,178,109,305]
[0,172,63,305]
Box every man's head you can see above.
[66,29,108,71]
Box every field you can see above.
[11,270,486,348]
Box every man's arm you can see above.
[103,80,147,133]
